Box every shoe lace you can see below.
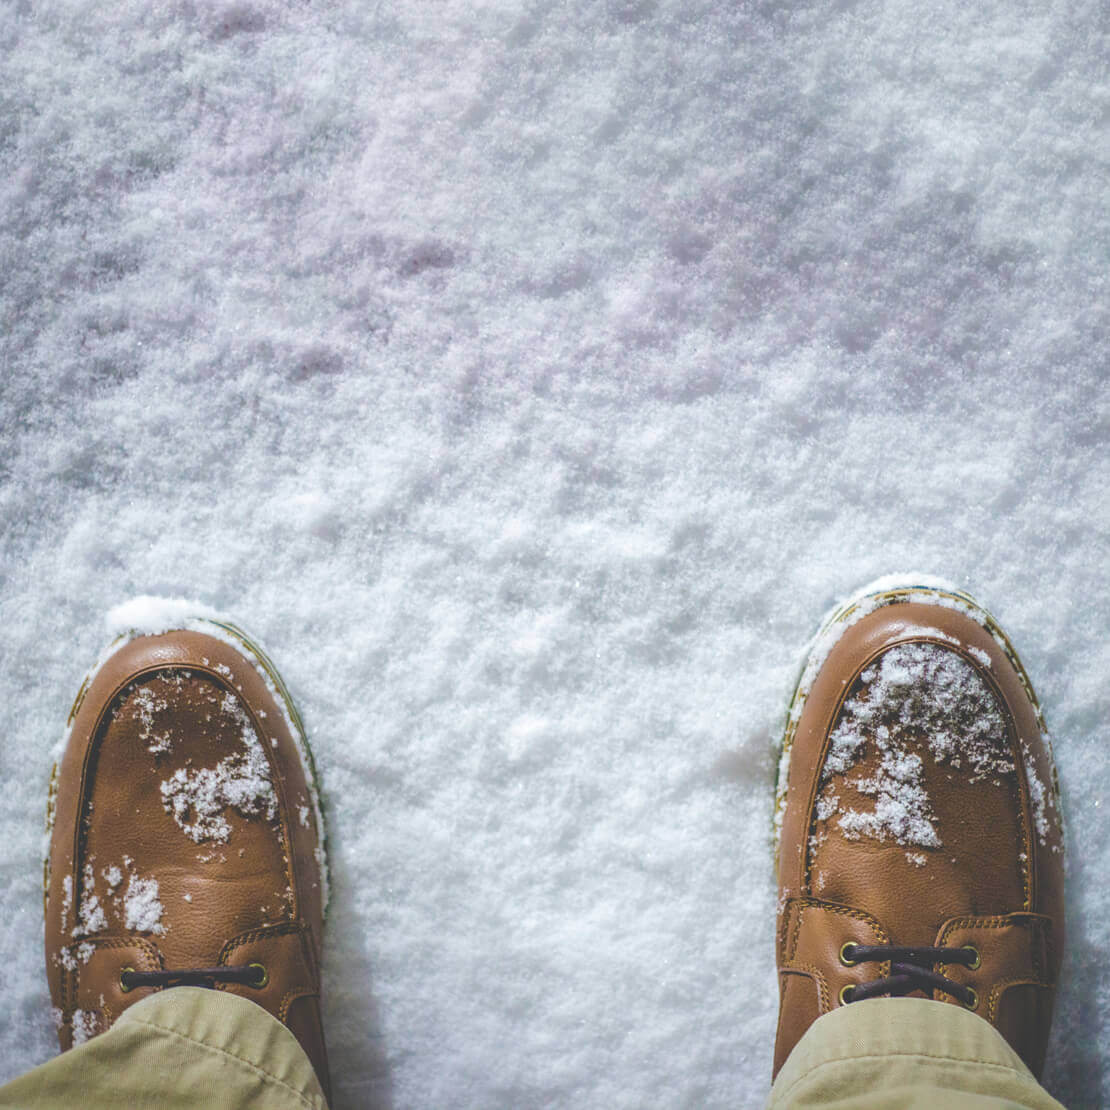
[120,964,267,991]
[841,944,978,1007]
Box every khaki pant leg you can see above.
[0,987,327,1110]
[768,997,1067,1110]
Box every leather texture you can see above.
[773,586,1065,1081]
[44,627,331,1102]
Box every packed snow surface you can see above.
[1,0,1107,1106]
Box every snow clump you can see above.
[70,1010,97,1046]
[73,891,106,938]
[122,875,165,935]
[160,691,277,843]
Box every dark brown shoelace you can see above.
[841,944,978,1006]
[120,964,266,991]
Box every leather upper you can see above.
[44,627,330,1100]
[773,589,1065,1079]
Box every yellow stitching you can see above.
[778,965,830,1015]
[277,987,317,1024]
[786,900,888,964]
[938,915,1048,936]
[779,897,802,961]
[787,903,802,963]
[986,978,1052,1023]
[220,920,305,960]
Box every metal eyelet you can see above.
[119,967,135,993]
[839,942,858,967]
[248,963,269,989]
[839,984,855,1006]
[962,945,981,970]
[964,987,979,1011]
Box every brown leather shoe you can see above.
[44,617,331,1100]
[773,576,1065,1080]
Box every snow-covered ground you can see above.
[2,0,1107,1105]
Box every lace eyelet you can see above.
[119,967,135,994]
[839,942,859,967]
[839,984,855,1006]
[247,963,268,989]
[964,987,979,1011]
[962,945,981,970]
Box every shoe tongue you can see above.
[808,642,1028,941]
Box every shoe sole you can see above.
[772,573,1053,877]
[45,616,331,919]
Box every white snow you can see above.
[69,1010,97,1047]
[1,1,1105,1106]
[160,705,278,844]
[106,597,227,637]
[59,876,72,932]
[72,893,106,939]
[126,683,172,755]
[814,792,839,823]
[58,939,96,972]
[122,875,166,936]
[837,749,941,850]
[1023,736,1057,848]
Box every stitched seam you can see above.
[787,903,802,963]
[777,903,790,964]
[987,978,1051,1023]
[124,1013,321,1110]
[775,1048,1035,1106]
[784,963,830,1012]
[786,901,889,963]
[940,915,1038,932]
[278,988,316,1024]
[221,921,305,960]
[937,915,1047,952]
[934,918,1054,1018]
